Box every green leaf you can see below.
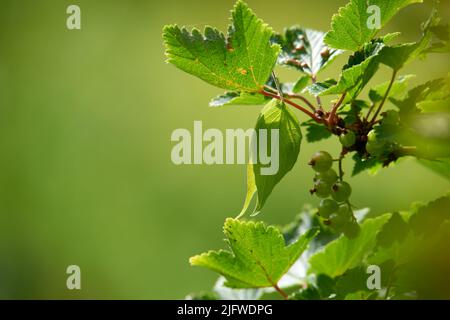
[190,218,318,288]
[324,0,423,51]
[352,153,382,176]
[391,76,449,115]
[308,214,391,278]
[425,23,450,53]
[163,1,280,92]
[376,212,409,248]
[418,158,450,180]
[304,79,337,97]
[213,277,263,300]
[301,120,332,143]
[408,194,450,236]
[369,74,414,103]
[209,92,268,107]
[293,75,310,93]
[318,39,385,98]
[275,27,342,75]
[248,99,303,214]
[377,8,440,70]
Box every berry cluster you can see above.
[308,151,360,239]
[366,110,401,158]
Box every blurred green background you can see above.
[0,0,448,299]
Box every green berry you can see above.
[314,180,331,198]
[331,181,352,202]
[318,199,339,218]
[314,169,338,185]
[328,213,348,233]
[343,221,361,239]
[309,151,333,172]
[337,203,352,219]
[366,140,384,156]
[339,131,356,148]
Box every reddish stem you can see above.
[327,92,347,126]
[260,90,321,123]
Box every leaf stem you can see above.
[273,283,289,300]
[370,70,397,125]
[338,152,345,181]
[260,90,321,123]
[264,84,317,112]
[328,92,347,126]
[285,94,317,112]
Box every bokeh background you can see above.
[0,0,449,299]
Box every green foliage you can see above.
[163,0,450,300]
[309,214,390,278]
[324,0,423,51]
[241,99,302,215]
[190,218,318,288]
[163,1,280,92]
[274,27,342,75]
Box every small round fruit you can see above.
[309,151,333,172]
[337,203,352,219]
[343,221,361,239]
[328,213,348,233]
[339,131,356,148]
[314,180,331,198]
[318,199,339,218]
[315,169,338,185]
[331,181,352,202]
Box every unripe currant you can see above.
[309,151,333,172]
[314,169,338,185]
[339,131,356,148]
[313,180,332,198]
[318,199,339,218]
[331,181,352,202]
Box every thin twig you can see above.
[328,92,347,126]
[260,90,321,122]
[370,70,397,125]
[338,152,345,181]
[286,94,317,112]
[264,84,317,112]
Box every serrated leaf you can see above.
[275,27,343,75]
[391,76,449,115]
[190,218,318,288]
[308,214,391,278]
[209,92,268,107]
[324,0,423,51]
[213,277,263,300]
[247,99,303,214]
[377,8,440,70]
[369,75,414,103]
[352,153,382,176]
[408,194,450,236]
[376,212,409,248]
[301,120,332,143]
[163,1,280,92]
[318,40,385,98]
